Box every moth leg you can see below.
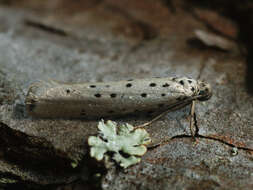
[189,100,196,139]
[134,109,172,129]
[134,101,191,129]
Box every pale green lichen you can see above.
[88,120,151,168]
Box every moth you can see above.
[25,77,212,119]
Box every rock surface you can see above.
[0,0,252,189]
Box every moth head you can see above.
[196,81,212,101]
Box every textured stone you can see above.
[0,0,252,189]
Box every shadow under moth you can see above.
[25,76,212,119]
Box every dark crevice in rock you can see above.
[169,134,253,152]
[0,172,22,184]
[196,135,253,151]
[149,107,252,151]
[149,113,252,151]
[0,171,51,190]
[0,122,76,173]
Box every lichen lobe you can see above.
[88,120,151,168]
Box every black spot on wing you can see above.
[162,83,170,87]
[149,83,156,87]
[110,93,117,98]
[179,80,184,85]
[94,93,101,98]
[126,83,132,87]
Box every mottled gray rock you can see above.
[0,0,252,189]
[102,138,253,190]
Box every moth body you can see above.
[25,77,212,119]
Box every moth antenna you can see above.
[197,56,212,80]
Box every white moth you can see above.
[25,76,212,119]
